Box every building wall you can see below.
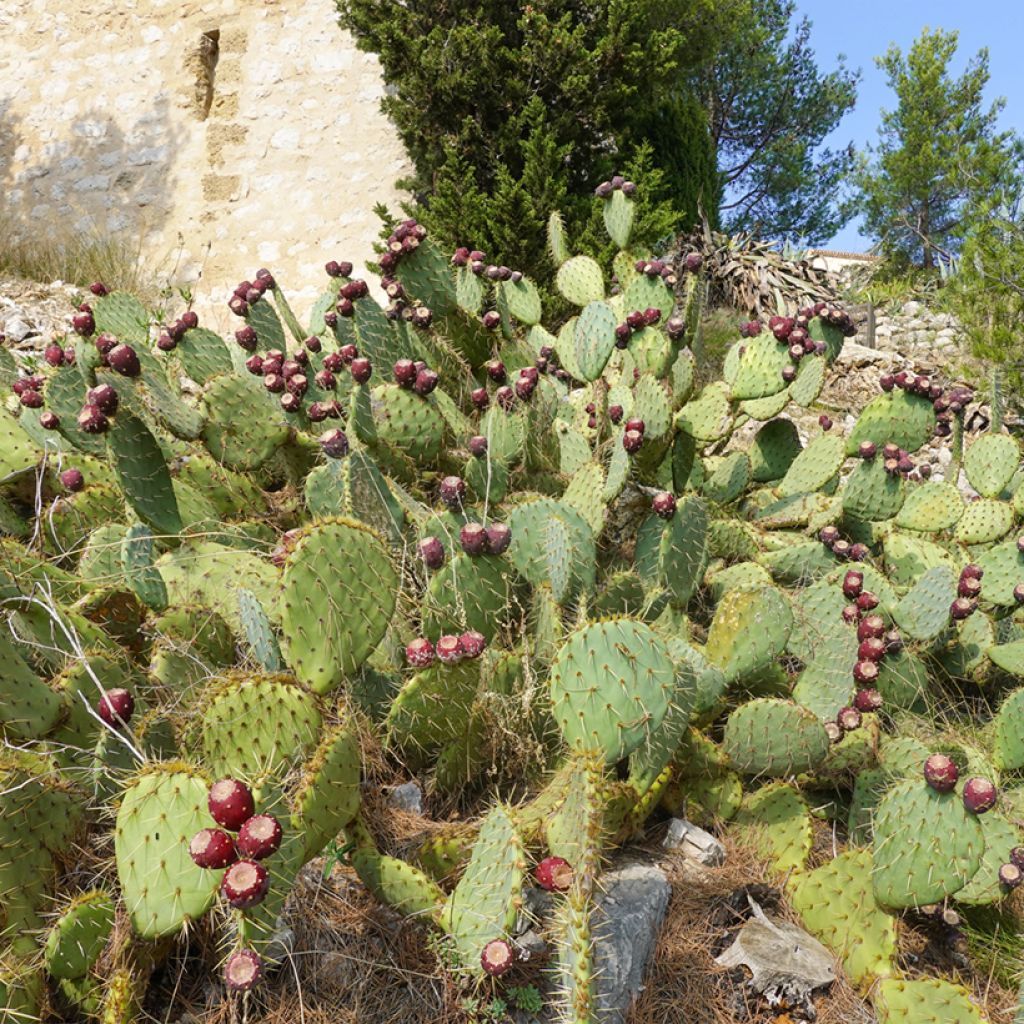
[0,0,411,329]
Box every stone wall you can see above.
[871,300,963,359]
[0,0,411,329]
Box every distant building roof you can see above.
[806,250,882,262]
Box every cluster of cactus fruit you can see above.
[3,175,1024,1024]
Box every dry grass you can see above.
[0,212,157,302]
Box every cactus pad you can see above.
[734,783,812,872]
[723,699,830,776]
[847,390,937,455]
[895,481,965,532]
[43,890,115,981]
[964,433,1020,497]
[279,518,397,693]
[778,433,845,497]
[705,585,793,686]
[549,619,676,763]
[556,256,605,306]
[874,978,986,1024]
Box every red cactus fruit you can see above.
[623,429,643,453]
[237,815,283,860]
[962,777,997,814]
[852,660,879,685]
[459,631,487,659]
[439,476,466,509]
[652,492,676,520]
[842,570,863,599]
[485,523,512,555]
[949,597,976,621]
[190,828,238,869]
[350,357,372,383]
[480,939,514,977]
[208,779,255,831]
[97,688,134,728]
[224,949,263,991]
[436,634,465,664]
[857,615,886,641]
[107,344,141,377]
[39,411,60,429]
[858,637,887,663]
[923,754,959,793]
[460,522,489,556]
[60,467,86,492]
[999,863,1022,889]
[406,638,435,668]
[318,428,349,458]
[854,688,883,713]
[418,536,445,570]
[220,860,270,909]
[855,591,879,612]
[836,706,862,732]
[535,856,573,892]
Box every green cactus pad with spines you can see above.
[630,373,672,441]
[114,765,220,938]
[553,418,590,476]
[884,532,959,589]
[658,497,709,607]
[174,327,233,384]
[730,336,791,400]
[279,518,397,693]
[874,978,986,1024]
[43,890,115,981]
[777,432,845,497]
[480,404,526,468]
[846,390,937,455]
[843,457,906,521]
[556,255,605,306]
[385,660,480,769]
[352,848,445,919]
[628,659,699,795]
[707,561,773,603]
[675,381,733,442]
[895,481,965,532]
[440,805,525,974]
[200,372,289,470]
[157,539,278,634]
[238,587,282,670]
[393,238,456,315]
[120,523,168,611]
[573,300,618,382]
[0,627,63,740]
[601,188,635,248]
[954,497,1014,544]
[871,777,984,908]
[372,384,446,464]
[549,618,676,763]
[792,631,859,720]
[42,483,125,558]
[703,451,751,505]
[669,348,696,408]
[734,783,812,873]
[847,767,888,844]
[293,719,361,857]
[0,410,39,483]
[304,449,404,543]
[788,849,896,986]
[787,576,849,663]
[940,610,995,679]
[817,712,881,780]
[723,699,830,776]
[627,324,672,377]
[894,566,958,641]
[244,295,287,348]
[971,538,1024,606]
[955,811,1019,906]
[545,751,607,863]
[197,672,322,778]
[508,497,595,604]
[422,552,511,642]
[44,364,107,454]
[92,291,149,344]
[964,433,1020,497]
[559,461,605,536]
[993,687,1024,770]
[789,353,827,407]
[748,419,802,482]
[874,648,929,710]
[496,276,542,325]
[705,585,793,686]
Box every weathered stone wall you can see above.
[0,0,411,328]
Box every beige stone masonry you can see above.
[0,0,411,330]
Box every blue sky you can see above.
[792,0,1023,250]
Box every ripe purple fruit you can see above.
[963,777,997,814]
[318,428,349,458]
[43,343,65,367]
[350,357,372,383]
[436,634,464,664]
[652,492,676,520]
[38,411,59,430]
[857,615,886,641]
[190,829,238,869]
[957,576,982,600]
[280,393,301,413]
[495,386,515,411]
[819,525,840,547]
[950,597,976,621]
[460,522,489,556]
[224,949,263,992]
[535,856,573,892]
[406,638,435,668]
[439,476,466,509]
[842,605,860,625]
[480,939,514,978]
[97,688,134,728]
[781,365,797,383]
[856,591,879,612]
[854,688,883,713]
[471,387,490,411]
[107,344,141,377]
[625,418,645,435]
[858,441,877,460]
[858,637,887,663]
[1014,583,1024,604]
[19,390,43,409]
[418,536,445,570]
[623,429,643,453]
[485,522,512,555]
[848,543,869,562]
[468,435,488,458]
[825,721,843,743]
[836,706,862,732]
[414,368,439,396]
[482,310,501,330]
[818,414,832,431]
[60,468,85,492]
[853,660,879,685]
[208,779,255,832]
[608,404,624,425]
[842,570,863,599]
[1011,847,1024,870]
[999,863,1022,889]
[77,405,109,434]
[393,359,417,388]
[237,815,283,860]
[72,311,95,336]
[221,860,269,909]
[960,564,984,581]
[832,540,851,559]
[923,754,959,793]
[459,630,487,659]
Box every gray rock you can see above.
[590,861,671,1024]
[663,818,726,866]
[388,780,423,815]
[715,898,834,1019]
[2,315,33,342]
